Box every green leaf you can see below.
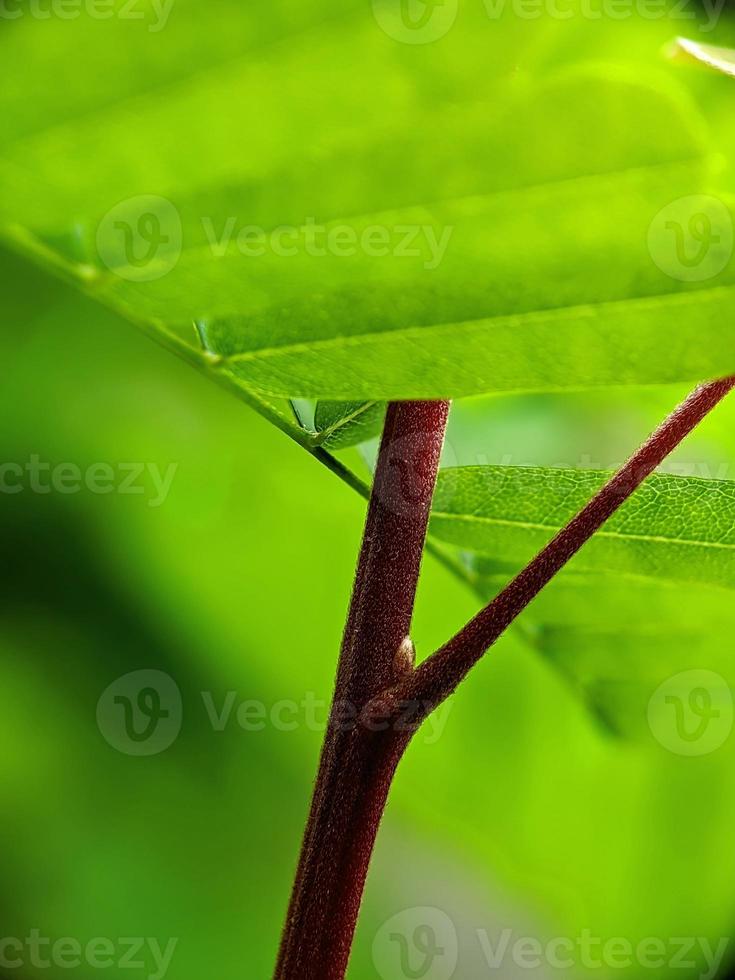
[313,401,386,449]
[430,466,735,589]
[0,2,729,398]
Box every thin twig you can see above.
[373,377,735,724]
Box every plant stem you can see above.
[387,377,735,720]
[274,401,450,980]
[275,376,735,977]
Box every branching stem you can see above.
[377,377,735,724]
[276,376,735,979]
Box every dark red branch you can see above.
[275,376,735,977]
[386,377,735,722]
[274,401,450,980]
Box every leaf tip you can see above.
[666,36,735,79]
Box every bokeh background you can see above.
[5,249,735,978]
[4,1,735,979]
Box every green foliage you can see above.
[2,3,735,399]
[5,3,735,978]
[7,256,735,979]
[431,465,735,589]
[313,402,386,449]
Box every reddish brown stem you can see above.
[391,376,735,720]
[274,376,735,978]
[274,401,450,980]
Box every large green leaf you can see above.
[1,1,733,398]
[7,7,735,973]
[430,465,735,589]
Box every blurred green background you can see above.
[5,244,735,978]
[4,1,735,979]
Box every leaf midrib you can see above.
[431,510,735,552]
[313,401,380,446]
